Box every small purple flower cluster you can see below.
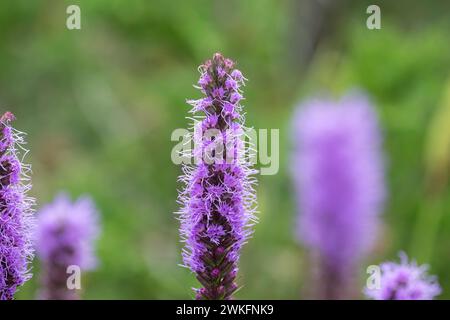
[292,94,385,298]
[365,253,441,300]
[178,53,257,300]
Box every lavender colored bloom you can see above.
[365,253,441,300]
[292,93,385,299]
[0,112,35,300]
[35,193,100,300]
[177,53,257,300]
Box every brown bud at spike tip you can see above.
[213,52,223,63]
[1,112,15,124]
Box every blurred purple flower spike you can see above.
[292,93,385,299]
[36,193,100,300]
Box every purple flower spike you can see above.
[36,193,100,300]
[365,253,441,300]
[177,53,257,300]
[0,112,35,300]
[292,93,385,299]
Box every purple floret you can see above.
[0,112,35,300]
[365,253,441,300]
[35,193,100,299]
[177,53,257,300]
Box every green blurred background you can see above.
[2,0,450,299]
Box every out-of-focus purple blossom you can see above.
[36,193,100,300]
[177,53,257,300]
[0,112,35,300]
[291,93,385,299]
[365,253,441,300]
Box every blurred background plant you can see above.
[0,0,449,299]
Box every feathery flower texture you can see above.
[36,193,99,300]
[178,53,257,300]
[292,94,385,298]
[365,253,441,300]
[0,112,34,300]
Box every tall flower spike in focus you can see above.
[177,53,257,300]
[365,252,441,300]
[35,193,100,300]
[291,93,385,299]
[0,112,35,300]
